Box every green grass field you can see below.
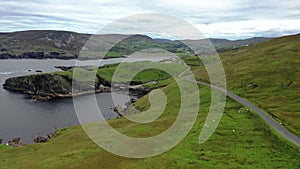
[97,61,187,83]
[0,77,299,168]
[53,61,188,84]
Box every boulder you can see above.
[8,138,24,147]
[33,136,49,143]
[55,66,74,71]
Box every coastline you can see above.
[0,53,126,60]
[0,88,144,146]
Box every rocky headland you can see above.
[2,72,111,101]
[2,71,150,101]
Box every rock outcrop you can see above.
[8,138,24,147]
[54,66,74,71]
[3,73,111,101]
[33,136,49,143]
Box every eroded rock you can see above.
[8,138,24,147]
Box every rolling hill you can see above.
[0,30,271,59]
[193,33,300,136]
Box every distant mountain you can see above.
[209,37,272,49]
[0,30,272,59]
[0,30,89,59]
[182,37,272,54]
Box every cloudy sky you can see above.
[0,0,299,39]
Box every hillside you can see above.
[0,30,271,59]
[193,33,300,136]
[0,30,88,59]
[183,37,271,53]
[0,78,299,168]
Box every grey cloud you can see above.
[0,0,299,39]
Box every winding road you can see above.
[186,75,300,147]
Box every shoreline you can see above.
[0,52,126,60]
[0,84,148,146]
[3,82,149,101]
[0,89,143,146]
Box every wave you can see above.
[0,72,12,75]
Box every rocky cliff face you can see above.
[3,73,111,100]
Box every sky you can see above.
[0,0,299,39]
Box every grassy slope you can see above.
[0,79,299,168]
[97,61,187,83]
[0,144,10,151]
[53,61,187,84]
[193,34,300,136]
